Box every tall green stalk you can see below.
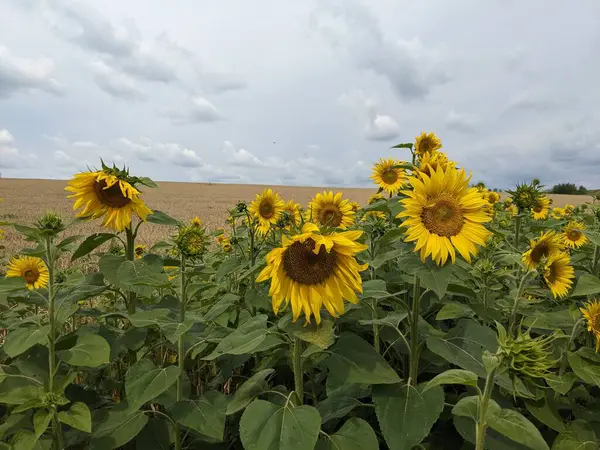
[475,367,497,450]
[175,255,187,450]
[292,337,304,404]
[508,271,535,337]
[125,227,137,315]
[409,275,421,385]
[514,215,521,249]
[45,237,64,450]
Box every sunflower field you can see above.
[2,133,600,450]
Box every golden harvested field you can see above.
[0,178,595,257]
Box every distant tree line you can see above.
[550,183,588,195]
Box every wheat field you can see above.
[0,178,594,257]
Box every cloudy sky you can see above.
[1,0,599,188]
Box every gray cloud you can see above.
[0,46,64,97]
[160,96,224,125]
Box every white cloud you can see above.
[160,96,223,125]
[0,45,64,97]
[0,129,37,169]
[91,60,145,101]
[365,114,399,141]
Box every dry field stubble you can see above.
[0,178,594,259]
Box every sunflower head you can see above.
[174,223,207,259]
[506,204,518,217]
[521,231,564,271]
[134,244,146,259]
[349,201,361,212]
[417,151,454,179]
[544,252,575,299]
[497,323,559,379]
[581,300,600,352]
[256,223,368,324]
[6,256,49,290]
[283,200,302,229]
[564,204,575,214]
[36,211,65,237]
[236,200,248,213]
[370,158,405,194]
[308,191,355,229]
[414,131,442,157]
[191,216,203,228]
[65,163,153,232]
[551,207,566,220]
[487,191,501,204]
[531,195,550,220]
[398,165,492,265]
[563,221,587,248]
[248,189,285,235]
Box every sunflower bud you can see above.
[236,201,248,213]
[507,182,540,211]
[497,323,560,380]
[174,223,207,259]
[36,212,65,236]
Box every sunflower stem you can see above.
[475,366,498,450]
[292,336,304,404]
[514,215,521,249]
[508,270,535,337]
[125,226,137,315]
[372,299,380,353]
[175,254,187,450]
[409,274,421,385]
[45,237,64,449]
[593,244,600,275]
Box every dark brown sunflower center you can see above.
[259,200,275,219]
[421,198,464,237]
[135,247,144,256]
[318,205,342,227]
[381,170,399,185]
[546,262,558,283]
[282,239,337,285]
[23,269,39,284]
[93,180,131,208]
[533,205,543,213]
[568,230,582,241]
[530,243,549,264]
[419,139,433,153]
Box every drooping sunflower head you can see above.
[414,131,442,157]
[563,221,587,248]
[6,256,49,290]
[370,158,405,194]
[543,252,575,299]
[256,223,368,324]
[283,200,302,229]
[531,195,550,220]
[398,165,492,266]
[521,231,564,271]
[417,151,454,179]
[134,244,146,259]
[308,191,354,229]
[581,300,600,352]
[174,223,207,259]
[497,324,559,379]
[65,164,153,232]
[248,189,285,235]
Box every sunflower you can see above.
[551,207,566,220]
[414,131,442,157]
[543,252,575,299]
[307,191,354,229]
[349,201,361,213]
[487,191,501,204]
[581,300,600,351]
[248,189,285,235]
[521,231,564,271]
[66,170,152,232]
[506,204,518,217]
[564,204,575,215]
[370,158,405,194]
[417,151,454,179]
[256,223,368,324]
[6,256,49,290]
[563,221,587,248]
[191,216,203,227]
[283,200,302,228]
[531,196,550,220]
[368,193,385,205]
[399,166,492,265]
[134,244,146,259]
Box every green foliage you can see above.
[551,183,588,195]
[2,171,600,450]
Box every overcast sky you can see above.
[1,0,599,189]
